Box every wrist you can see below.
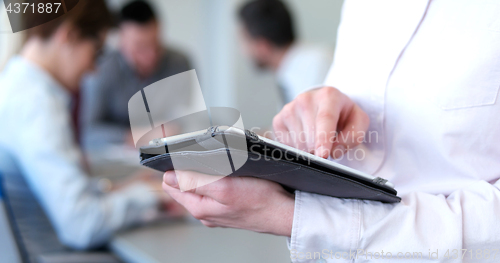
[268,191,295,237]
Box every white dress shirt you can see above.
[277,42,333,104]
[290,0,500,262]
[0,57,159,249]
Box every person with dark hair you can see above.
[0,0,175,251]
[238,0,333,104]
[81,0,192,148]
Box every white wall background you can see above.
[0,0,345,128]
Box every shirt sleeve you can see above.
[289,179,500,262]
[14,88,159,249]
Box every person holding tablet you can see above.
[162,0,500,262]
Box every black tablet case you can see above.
[140,127,400,203]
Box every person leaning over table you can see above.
[0,0,179,250]
[80,0,192,149]
[162,0,500,262]
[238,0,333,106]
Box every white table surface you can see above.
[110,220,291,263]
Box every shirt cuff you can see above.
[289,191,362,263]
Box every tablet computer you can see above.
[139,126,400,203]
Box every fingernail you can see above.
[315,146,328,158]
[333,145,345,159]
[163,171,179,188]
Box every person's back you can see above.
[0,0,161,253]
[80,0,192,148]
[0,58,87,260]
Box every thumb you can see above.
[175,170,224,193]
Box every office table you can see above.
[110,220,290,263]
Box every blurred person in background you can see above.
[0,0,177,253]
[80,0,192,149]
[238,0,333,105]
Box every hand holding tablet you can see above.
[141,126,399,203]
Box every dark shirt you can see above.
[80,48,192,148]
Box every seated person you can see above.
[80,0,192,149]
[238,0,333,105]
[0,0,174,250]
